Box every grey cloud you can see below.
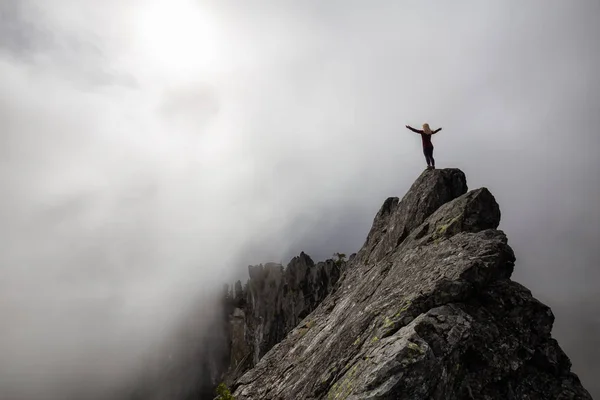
[0,0,48,56]
[0,0,137,88]
[1,0,599,398]
[158,83,220,132]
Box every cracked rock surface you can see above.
[232,169,591,400]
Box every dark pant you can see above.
[423,146,435,167]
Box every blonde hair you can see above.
[422,123,432,135]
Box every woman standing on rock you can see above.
[405,123,442,169]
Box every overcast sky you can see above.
[1,0,599,398]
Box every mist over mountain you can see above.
[1,1,599,399]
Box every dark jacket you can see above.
[406,126,442,148]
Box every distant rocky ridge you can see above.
[221,253,346,385]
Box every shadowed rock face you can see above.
[223,254,344,384]
[232,169,592,400]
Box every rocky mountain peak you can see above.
[229,168,591,399]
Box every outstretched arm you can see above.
[432,127,442,134]
[405,125,424,134]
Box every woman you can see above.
[405,123,442,169]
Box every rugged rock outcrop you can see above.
[223,253,344,384]
[231,169,592,399]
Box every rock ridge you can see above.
[231,168,591,400]
[222,252,345,385]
